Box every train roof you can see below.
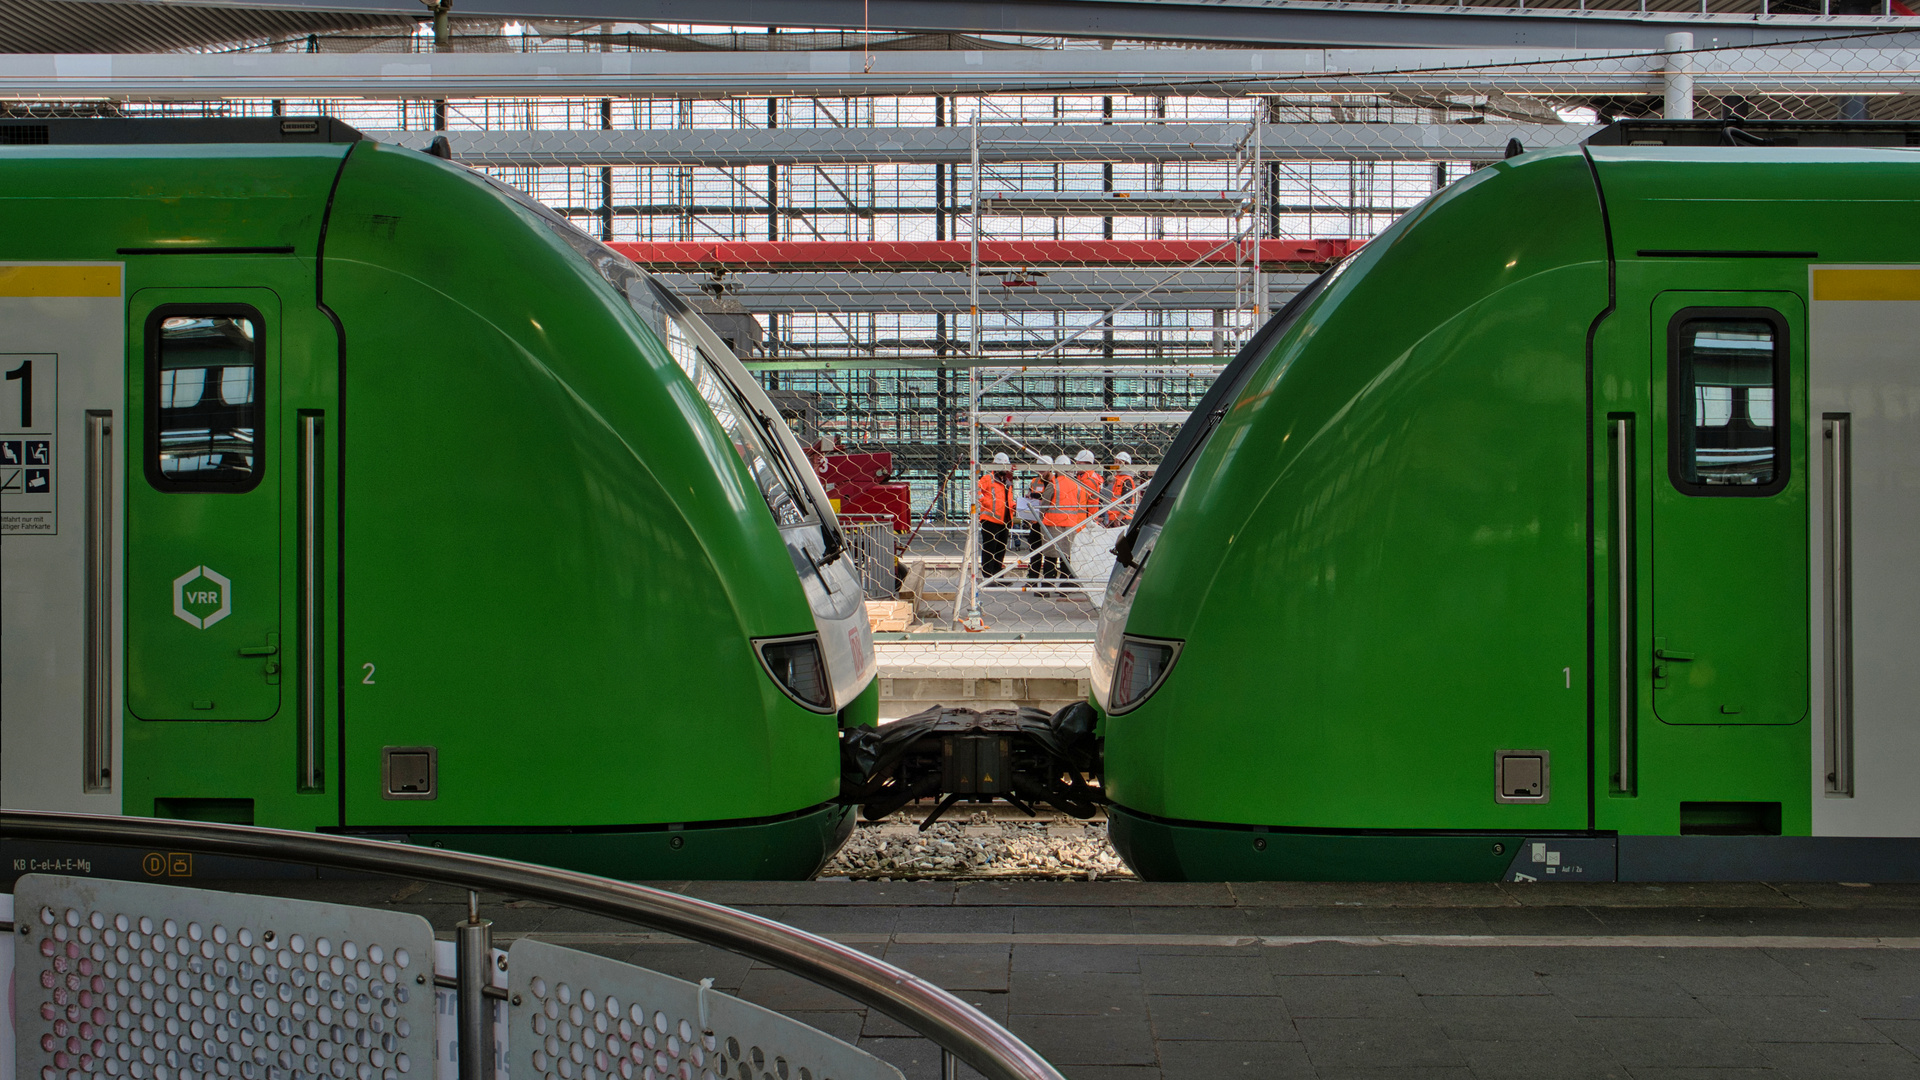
[0,116,364,146]
[1585,119,1920,148]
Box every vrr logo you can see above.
[173,565,232,629]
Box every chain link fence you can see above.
[9,27,1914,695]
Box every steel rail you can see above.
[1,810,1067,1080]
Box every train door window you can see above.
[1667,309,1788,497]
[146,306,266,492]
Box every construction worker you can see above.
[1073,449,1104,526]
[976,452,1014,579]
[1104,451,1138,527]
[1038,454,1079,593]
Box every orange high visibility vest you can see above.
[1104,473,1137,526]
[1075,470,1105,523]
[1041,472,1080,526]
[976,474,1012,525]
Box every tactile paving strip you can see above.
[508,937,903,1080]
[14,873,438,1080]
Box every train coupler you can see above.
[838,702,1103,829]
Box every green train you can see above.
[0,118,876,880]
[1094,121,1920,882]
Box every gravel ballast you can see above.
[821,813,1133,880]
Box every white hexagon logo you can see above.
[173,566,232,629]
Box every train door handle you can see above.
[1654,649,1694,662]
[238,644,279,657]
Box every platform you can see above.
[213,877,1920,1079]
[876,639,1094,721]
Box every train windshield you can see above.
[661,313,808,525]
[479,173,836,538]
[1114,264,1341,568]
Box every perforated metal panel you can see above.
[14,873,438,1080]
[508,938,903,1080]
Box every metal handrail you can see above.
[3,810,1066,1080]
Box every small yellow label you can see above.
[0,264,123,298]
[1813,267,1920,302]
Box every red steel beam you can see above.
[609,238,1360,271]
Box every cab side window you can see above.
[1668,310,1787,496]
[146,307,265,492]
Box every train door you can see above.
[0,264,126,814]
[1807,266,1920,838]
[119,261,336,831]
[1604,285,1810,838]
[1648,293,1808,730]
[125,288,284,724]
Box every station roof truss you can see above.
[4,44,1917,99]
[3,0,1916,54]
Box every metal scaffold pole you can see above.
[958,109,986,629]
[1252,104,1268,326]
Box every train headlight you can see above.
[1106,636,1183,715]
[755,634,835,713]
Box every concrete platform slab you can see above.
[157,877,1920,1080]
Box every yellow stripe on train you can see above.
[0,264,123,298]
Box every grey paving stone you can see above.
[1138,953,1277,996]
[1007,1012,1158,1065]
[1293,1017,1466,1068]
[882,943,1012,992]
[1635,949,1820,999]
[1419,992,1584,1041]
[1450,1039,1635,1080]
[1502,883,1799,908]
[782,1009,866,1044]
[856,1037,987,1080]
[1795,976,1920,1021]
[1612,1060,1774,1068]
[1760,1040,1920,1080]
[1613,1070,1779,1080]
[1313,1060,1474,1068]
[1473,906,1618,937]
[691,880,956,907]
[1263,943,1397,977]
[1145,994,1296,1041]
[1009,971,1146,1016]
[1011,943,1143,974]
[957,881,1236,908]
[595,944,755,991]
[1227,881,1515,909]
[893,904,1016,934]
[735,967,864,1012]
[862,991,1008,1038]
[774,904,899,936]
[1699,994,1895,1044]
[1273,974,1426,1019]
[1539,974,1710,1018]
[1775,883,1920,909]
[1012,905,1136,934]
[1127,906,1257,935]
[1154,1038,1317,1079]
[1875,1019,1920,1055]
[1574,1016,1770,1068]
[1393,952,1554,997]
[1057,1067,1163,1080]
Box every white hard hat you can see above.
[1115,452,1132,464]
[1075,449,1096,464]
[992,452,1010,466]
[1054,455,1071,466]
[816,437,834,453]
